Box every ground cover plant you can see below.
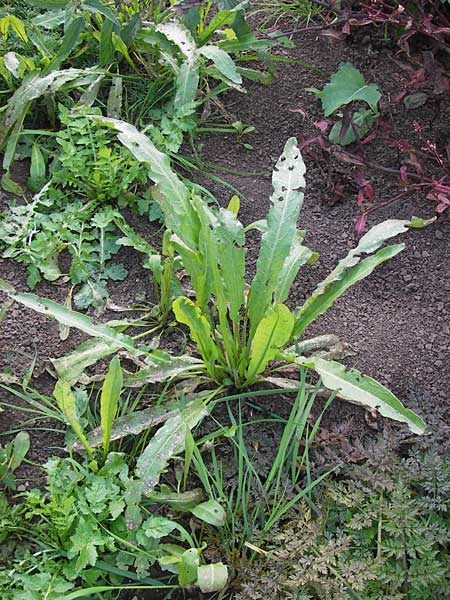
[0,0,281,307]
[235,440,450,599]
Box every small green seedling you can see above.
[308,63,381,145]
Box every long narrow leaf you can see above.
[100,356,122,457]
[300,356,426,434]
[43,16,85,74]
[0,286,140,355]
[247,138,306,340]
[293,217,432,338]
[92,117,199,249]
[246,303,294,383]
[294,244,404,337]
[53,380,93,455]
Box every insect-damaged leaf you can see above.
[247,137,305,340]
[135,398,207,494]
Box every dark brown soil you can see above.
[1,18,450,527]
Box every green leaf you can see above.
[199,45,242,84]
[247,303,294,382]
[83,0,121,26]
[294,245,403,337]
[32,9,66,30]
[30,141,46,180]
[99,18,116,66]
[329,107,377,145]
[53,380,93,455]
[51,338,118,384]
[156,21,197,64]
[198,4,246,43]
[44,16,85,74]
[172,296,218,370]
[68,517,105,571]
[190,500,226,526]
[149,488,204,512]
[179,548,199,587]
[174,62,199,105]
[300,356,426,434]
[9,431,30,472]
[27,0,68,8]
[320,63,381,116]
[100,356,122,458]
[91,117,198,249]
[135,398,207,494]
[197,563,228,593]
[142,515,177,539]
[293,218,422,338]
[274,231,318,303]
[111,32,136,71]
[0,287,140,355]
[1,172,23,196]
[247,137,305,339]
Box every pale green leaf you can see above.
[294,245,404,338]
[179,548,199,587]
[51,339,117,384]
[320,63,381,116]
[199,45,242,84]
[0,288,140,355]
[197,563,228,593]
[275,230,318,303]
[9,431,30,472]
[73,405,179,452]
[135,399,207,494]
[122,352,204,388]
[156,21,197,64]
[294,218,425,338]
[107,76,122,118]
[3,68,100,130]
[174,62,199,105]
[247,137,305,339]
[190,500,226,526]
[300,356,426,434]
